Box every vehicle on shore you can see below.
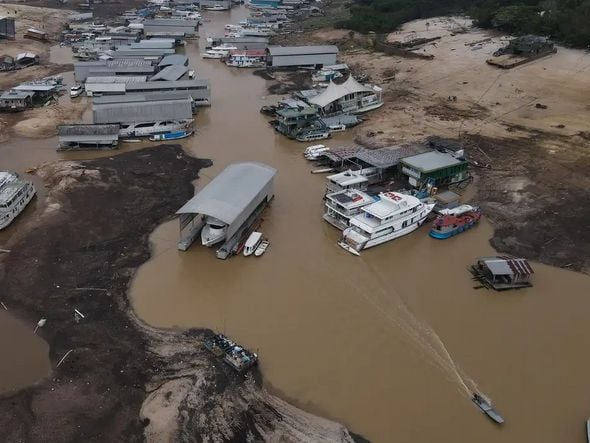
[70,84,84,98]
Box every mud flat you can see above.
[0,145,361,442]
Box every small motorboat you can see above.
[121,139,141,143]
[254,240,269,257]
[472,393,504,424]
[243,232,262,256]
[149,130,192,142]
[586,418,590,443]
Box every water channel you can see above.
[1,7,590,442]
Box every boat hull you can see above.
[429,220,478,239]
[0,182,36,230]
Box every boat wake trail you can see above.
[331,257,478,397]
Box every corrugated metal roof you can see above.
[59,134,119,142]
[0,90,34,99]
[355,145,431,169]
[93,91,192,104]
[112,48,175,56]
[125,80,209,93]
[401,151,464,172]
[267,45,338,56]
[85,83,126,93]
[131,39,176,49]
[176,162,276,225]
[58,124,120,136]
[158,54,189,67]
[150,65,188,81]
[93,99,192,123]
[85,75,147,84]
[144,18,199,27]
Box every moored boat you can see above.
[149,130,193,141]
[202,49,227,59]
[243,231,263,256]
[339,191,435,255]
[472,393,505,424]
[296,129,331,142]
[201,216,228,246]
[254,239,269,256]
[429,204,481,239]
[586,418,590,443]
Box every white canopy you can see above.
[309,76,372,108]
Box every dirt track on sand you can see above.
[0,146,363,443]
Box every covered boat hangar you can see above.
[176,162,276,259]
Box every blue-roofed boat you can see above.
[149,130,192,142]
[429,204,481,239]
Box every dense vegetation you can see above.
[337,0,590,47]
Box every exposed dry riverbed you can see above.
[1,4,590,443]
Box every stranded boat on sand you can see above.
[0,172,36,230]
[429,204,481,239]
[472,393,505,424]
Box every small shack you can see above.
[57,124,120,151]
[400,150,469,188]
[470,256,534,291]
[266,45,338,69]
[16,52,39,68]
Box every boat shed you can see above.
[215,37,269,50]
[400,150,469,188]
[92,91,192,124]
[131,39,176,50]
[266,45,338,69]
[57,124,120,151]
[0,16,16,40]
[143,19,199,37]
[149,65,188,81]
[75,59,156,82]
[111,47,175,58]
[126,79,210,105]
[176,162,276,256]
[158,54,189,68]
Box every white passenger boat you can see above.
[303,144,330,160]
[201,216,228,246]
[119,119,193,138]
[202,49,227,59]
[338,191,435,255]
[0,172,36,230]
[203,4,230,11]
[211,44,238,52]
[243,231,262,256]
[254,240,269,256]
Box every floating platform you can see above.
[486,49,557,69]
[204,333,258,372]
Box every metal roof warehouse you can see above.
[92,92,192,124]
[177,162,276,241]
[266,45,338,68]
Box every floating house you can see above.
[176,162,276,259]
[266,45,338,69]
[142,18,199,37]
[308,76,383,115]
[400,150,469,188]
[57,124,120,151]
[470,256,534,291]
[274,106,319,136]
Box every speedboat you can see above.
[202,50,226,59]
[243,231,262,256]
[201,217,228,246]
[472,393,505,424]
[149,130,192,141]
[70,84,84,98]
[254,240,269,256]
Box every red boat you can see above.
[429,205,481,239]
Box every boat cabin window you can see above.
[135,122,155,128]
[209,223,225,229]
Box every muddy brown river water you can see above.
[2,6,590,442]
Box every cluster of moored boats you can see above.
[0,172,36,231]
[204,333,258,372]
